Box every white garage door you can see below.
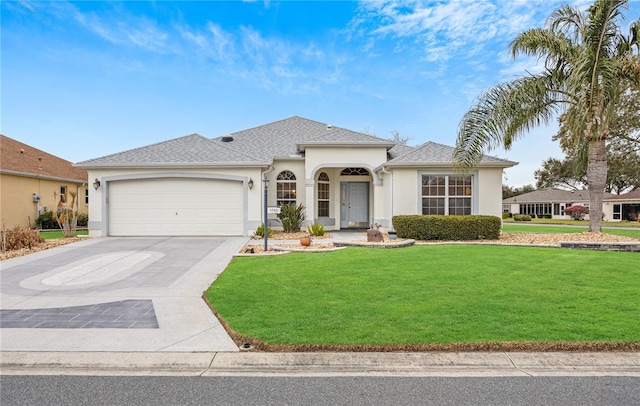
[108,178,243,236]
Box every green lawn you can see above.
[503,218,640,227]
[502,224,640,239]
[206,245,640,346]
[502,224,640,238]
[39,230,88,239]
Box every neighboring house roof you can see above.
[502,187,613,204]
[0,134,87,182]
[384,141,517,168]
[605,190,640,201]
[76,134,266,168]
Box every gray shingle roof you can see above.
[386,141,517,167]
[76,116,517,170]
[76,134,263,167]
[219,116,394,159]
[502,187,614,203]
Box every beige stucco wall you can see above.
[304,147,387,179]
[476,167,504,218]
[603,201,614,222]
[0,173,88,229]
[390,166,504,220]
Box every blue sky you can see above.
[2,0,639,187]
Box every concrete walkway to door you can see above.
[0,237,246,352]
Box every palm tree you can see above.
[454,0,639,232]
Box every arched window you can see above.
[340,167,370,176]
[317,172,330,217]
[277,170,297,206]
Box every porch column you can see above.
[305,179,315,227]
[372,181,388,229]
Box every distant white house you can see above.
[503,186,640,222]
[77,116,517,237]
[604,190,640,222]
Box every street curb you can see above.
[2,352,639,377]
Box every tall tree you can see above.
[454,0,640,232]
[537,87,640,193]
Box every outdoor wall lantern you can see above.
[248,178,254,190]
[93,178,101,190]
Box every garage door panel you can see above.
[109,178,243,236]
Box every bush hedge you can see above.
[392,215,501,240]
[35,211,59,229]
[513,214,532,221]
[35,211,88,229]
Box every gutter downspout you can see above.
[379,166,393,231]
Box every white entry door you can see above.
[340,182,369,228]
[108,178,243,236]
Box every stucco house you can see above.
[604,190,640,222]
[502,187,618,220]
[77,117,516,237]
[0,134,88,229]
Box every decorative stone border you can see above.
[333,239,415,249]
[559,241,640,252]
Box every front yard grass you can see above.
[205,245,640,350]
[39,230,88,239]
[502,224,640,238]
[503,218,640,227]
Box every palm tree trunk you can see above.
[586,138,607,232]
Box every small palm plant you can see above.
[307,222,325,236]
[52,191,79,238]
[276,203,306,233]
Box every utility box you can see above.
[33,193,41,202]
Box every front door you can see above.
[340,182,369,228]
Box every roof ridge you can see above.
[228,116,304,136]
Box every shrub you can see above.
[564,205,589,220]
[502,212,511,219]
[76,213,89,227]
[276,203,307,233]
[35,211,60,229]
[307,223,325,236]
[513,214,532,221]
[254,223,273,238]
[1,227,44,251]
[392,215,501,240]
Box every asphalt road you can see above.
[2,376,639,405]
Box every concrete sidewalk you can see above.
[1,351,639,377]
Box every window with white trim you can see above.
[317,172,330,217]
[421,175,472,215]
[613,204,621,220]
[276,170,297,207]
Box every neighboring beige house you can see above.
[504,186,640,222]
[0,135,88,228]
[77,116,516,237]
[604,190,640,222]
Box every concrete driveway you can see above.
[0,237,246,352]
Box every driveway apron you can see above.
[0,237,246,352]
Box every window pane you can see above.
[318,201,329,217]
[422,197,445,215]
[449,197,471,215]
